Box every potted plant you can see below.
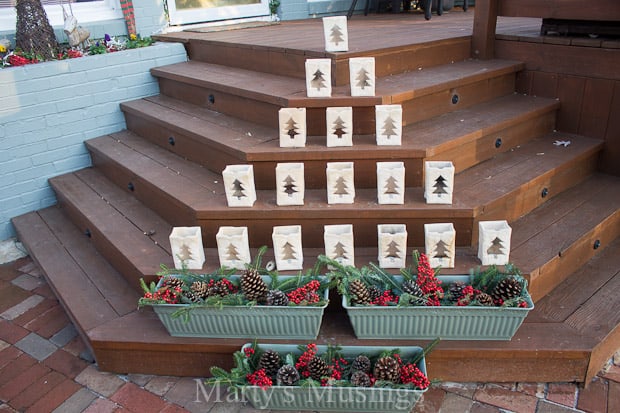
[139,247,331,339]
[205,340,437,412]
[319,251,533,340]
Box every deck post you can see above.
[472,0,499,59]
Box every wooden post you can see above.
[471,0,498,60]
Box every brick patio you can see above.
[1,256,619,413]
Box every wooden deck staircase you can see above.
[12,16,620,385]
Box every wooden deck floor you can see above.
[157,11,543,55]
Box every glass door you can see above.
[167,0,270,26]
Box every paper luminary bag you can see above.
[349,57,375,97]
[375,105,402,146]
[424,223,456,268]
[323,16,348,52]
[276,162,305,206]
[305,58,332,98]
[326,162,355,204]
[216,226,251,270]
[279,107,307,148]
[424,161,455,204]
[222,164,257,207]
[169,226,206,270]
[478,220,512,265]
[324,224,355,267]
[377,161,405,205]
[326,107,353,147]
[272,225,304,271]
[377,224,408,269]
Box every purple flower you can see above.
[104,34,111,42]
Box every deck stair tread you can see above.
[151,58,524,107]
[12,203,618,383]
[121,92,559,167]
[85,131,602,226]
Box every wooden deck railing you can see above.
[472,0,620,59]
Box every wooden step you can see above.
[156,19,472,85]
[509,174,620,301]
[150,59,524,134]
[122,93,558,188]
[12,204,620,384]
[85,131,601,249]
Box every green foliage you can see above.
[269,0,281,15]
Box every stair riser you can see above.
[527,209,620,301]
[427,111,557,174]
[470,151,600,244]
[197,216,474,249]
[187,38,471,86]
[155,73,517,136]
[124,115,247,177]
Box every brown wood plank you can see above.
[555,74,586,133]
[49,173,172,284]
[532,237,620,323]
[38,207,138,317]
[579,78,615,139]
[498,0,620,21]
[74,168,174,254]
[601,80,620,176]
[12,210,121,332]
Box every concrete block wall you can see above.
[0,42,187,241]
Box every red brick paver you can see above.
[110,382,171,412]
[474,383,539,413]
[577,377,609,413]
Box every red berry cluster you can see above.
[295,343,318,378]
[400,363,430,389]
[142,285,181,304]
[456,285,477,306]
[370,290,398,306]
[243,347,255,358]
[287,280,321,304]
[246,368,273,388]
[416,253,443,306]
[207,278,238,293]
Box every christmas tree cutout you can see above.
[355,68,372,90]
[231,179,247,200]
[283,175,298,197]
[177,244,193,262]
[281,241,297,260]
[487,237,506,255]
[433,175,449,195]
[330,24,345,45]
[385,240,401,259]
[382,116,398,140]
[332,116,347,139]
[333,176,350,196]
[332,241,348,260]
[383,175,400,195]
[285,117,299,139]
[311,69,327,91]
[433,239,450,259]
[226,243,241,261]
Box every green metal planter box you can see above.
[343,275,534,340]
[242,343,428,412]
[152,276,329,339]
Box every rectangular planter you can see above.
[242,343,427,412]
[152,276,329,339]
[343,275,534,340]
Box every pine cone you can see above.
[373,356,400,383]
[190,281,209,300]
[276,365,300,386]
[208,280,230,297]
[240,268,268,302]
[401,279,425,305]
[491,277,523,303]
[308,356,329,381]
[184,290,201,303]
[258,350,282,377]
[350,370,371,387]
[266,290,289,306]
[475,291,494,306]
[447,281,466,302]
[349,279,370,305]
[161,276,184,289]
[368,286,382,302]
[351,355,371,373]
